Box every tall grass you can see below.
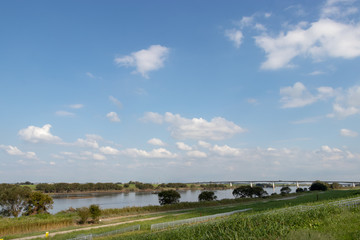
[0,213,75,236]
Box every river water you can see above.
[50,186,301,214]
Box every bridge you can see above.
[189,180,360,192]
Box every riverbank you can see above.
[0,190,360,240]
[2,189,360,239]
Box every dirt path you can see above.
[13,216,163,240]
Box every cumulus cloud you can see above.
[280,82,336,108]
[74,136,99,149]
[0,145,37,159]
[198,140,212,149]
[142,112,245,140]
[211,144,242,157]
[255,15,360,69]
[120,148,177,159]
[99,146,120,155]
[106,112,121,122]
[340,128,358,137]
[176,142,192,151]
[147,138,165,146]
[18,124,62,144]
[114,45,169,78]
[225,29,243,48]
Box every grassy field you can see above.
[1,189,360,240]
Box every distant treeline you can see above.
[200,183,228,189]
[36,182,123,193]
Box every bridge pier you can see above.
[250,182,253,188]
[296,182,299,188]
[229,182,232,187]
[272,182,275,193]
[353,182,356,188]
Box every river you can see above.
[50,186,302,214]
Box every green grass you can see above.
[114,202,360,239]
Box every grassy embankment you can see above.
[1,189,360,240]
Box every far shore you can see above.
[47,187,233,197]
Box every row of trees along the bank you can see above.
[36,182,123,193]
[0,184,53,217]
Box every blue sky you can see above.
[1,0,360,183]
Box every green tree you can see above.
[309,181,328,191]
[198,191,217,201]
[89,204,101,222]
[0,184,31,217]
[25,191,53,215]
[232,185,267,198]
[280,186,291,195]
[158,190,181,205]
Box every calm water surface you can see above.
[50,186,300,214]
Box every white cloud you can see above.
[114,45,169,78]
[99,146,120,155]
[211,144,242,157]
[225,29,243,48]
[238,16,254,28]
[330,85,360,118]
[321,145,342,153]
[147,138,165,146]
[198,140,212,149]
[143,112,245,140]
[93,153,106,161]
[141,112,164,124]
[321,0,358,18]
[0,145,37,159]
[120,148,177,159]
[19,124,62,144]
[255,17,360,69]
[176,142,192,151]
[60,151,106,161]
[69,104,84,109]
[55,111,75,117]
[280,82,336,108]
[74,135,99,149]
[340,128,358,137]
[106,112,121,122]
[163,112,245,140]
[187,150,207,158]
[109,96,122,108]
[280,82,318,108]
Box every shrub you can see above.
[280,186,291,195]
[310,181,328,191]
[89,204,101,222]
[77,207,90,224]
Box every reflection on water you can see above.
[50,186,300,214]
